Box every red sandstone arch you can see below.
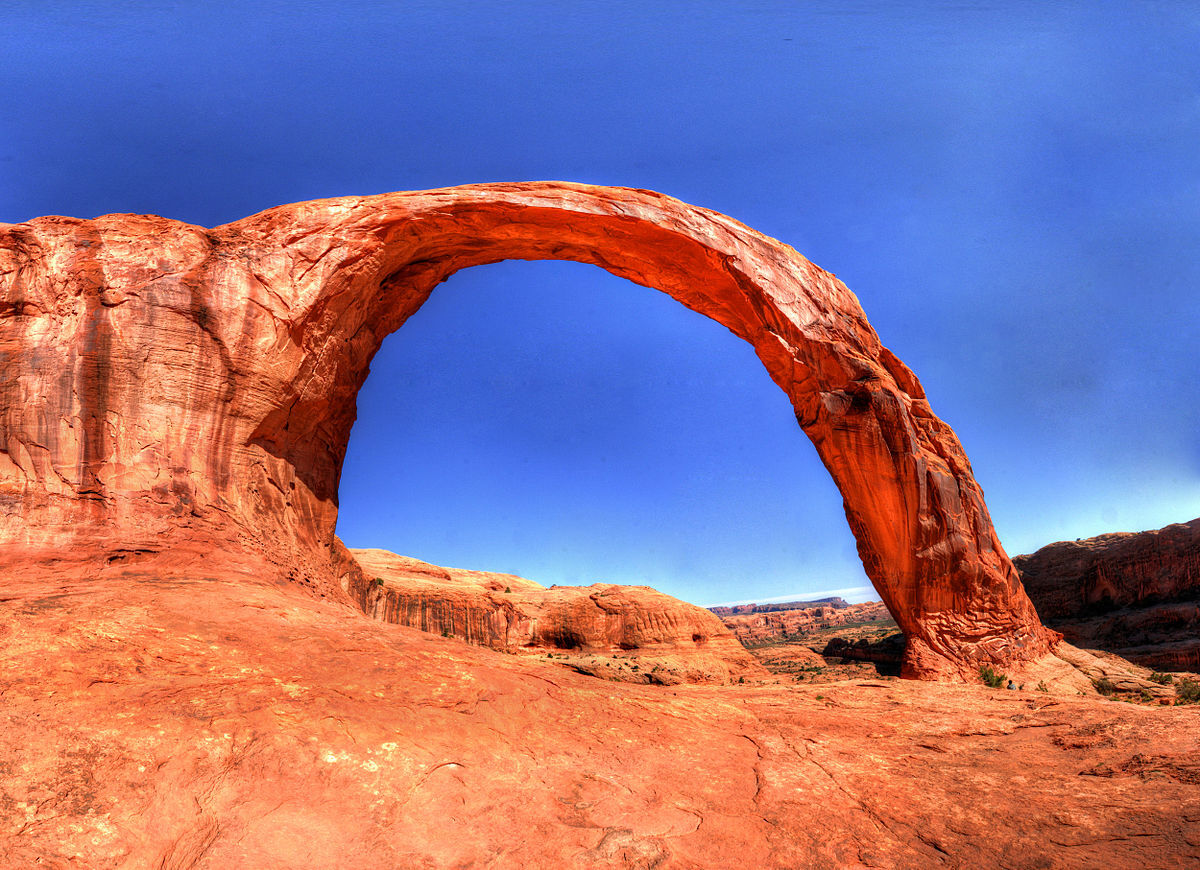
[0,182,1057,679]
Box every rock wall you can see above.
[0,182,1057,679]
[1015,518,1200,670]
[344,548,765,685]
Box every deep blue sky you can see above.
[3,2,1197,606]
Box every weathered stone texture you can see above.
[0,182,1057,678]
[1016,518,1200,670]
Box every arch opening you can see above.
[334,257,873,607]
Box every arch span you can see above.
[0,182,1057,679]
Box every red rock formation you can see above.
[1016,518,1200,671]
[345,547,765,685]
[0,182,1058,679]
[718,600,892,646]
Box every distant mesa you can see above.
[0,182,1059,680]
[708,597,851,616]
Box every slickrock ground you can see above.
[2,550,1197,869]
[717,600,892,646]
[347,548,764,685]
[1016,518,1200,670]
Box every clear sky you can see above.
[2,2,1197,607]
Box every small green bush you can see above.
[374,577,384,587]
[1149,672,1174,685]
[980,665,1007,688]
[1092,677,1117,696]
[1177,677,1200,705]
[504,586,511,593]
[1036,680,1049,693]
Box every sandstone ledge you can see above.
[343,547,765,686]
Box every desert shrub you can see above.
[374,577,384,587]
[1177,678,1200,704]
[1092,677,1117,696]
[504,586,511,593]
[980,665,1007,688]
[1036,680,1049,693]
[1148,672,1174,685]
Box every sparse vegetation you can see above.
[504,586,511,593]
[1092,677,1117,696]
[1177,677,1200,705]
[374,577,384,587]
[1036,680,1049,693]
[1149,672,1174,685]
[440,626,454,639]
[980,665,1007,688]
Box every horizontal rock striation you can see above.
[344,548,764,685]
[1015,518,1200,670]
[709,597,850,616]
[717,600,892,646]
[0,182,1058,679]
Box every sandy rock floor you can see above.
[1,553,1197,869]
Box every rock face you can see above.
[1016,518,1200,671]
[1,549,1196,869]
[346,547,765,685]
[0,182,1057,679]
[717,600,892,646]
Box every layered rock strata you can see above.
[716,600,892,646]
[1016,518,1200,670]
[346,547,765,685]
[0,182,1057,679]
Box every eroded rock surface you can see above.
[0,183,1058,679]
[1017,518,1200,670]
[0,549,1195,869]
[346,547,764,685]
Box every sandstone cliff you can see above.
[343,547,765,685]
[1016,518,1200,670]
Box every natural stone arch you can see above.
[0,182,1057,679]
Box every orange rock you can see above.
[0,547,1195,868]
[1016,517,1200,671]
[346,547,764,685]
[0,182,1058,678]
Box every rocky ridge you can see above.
[1016,518,1200,671]
[345,547,765,685]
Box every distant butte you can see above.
[0,182,1059,679]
